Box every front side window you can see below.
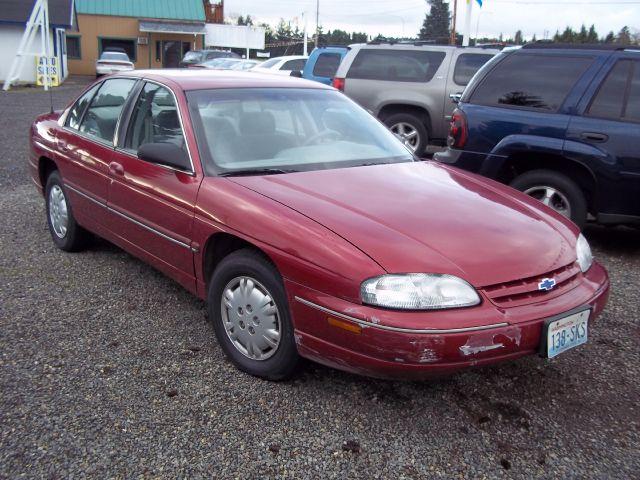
[79,78,136,142]
[347,49,446,82]
[187,88,414,175]
[125,82,187,154]
[470,54,593,111]
[453,53,494,86]
[66,83,100,130]
[313,53,341,78]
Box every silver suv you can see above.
[333,43,500,155]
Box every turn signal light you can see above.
[447,108,468,149]
[327,316,362,334]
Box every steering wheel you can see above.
[81,111,102,138]
[303,129,342,146]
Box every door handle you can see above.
[57,139,69,151]
[580,132,608,143]
[109,161,124,176]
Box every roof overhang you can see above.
[139,20,205,35]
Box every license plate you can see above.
[546,310,589,358]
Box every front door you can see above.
[566,56,640,221]
[107,81,202,291]
[162,41,182,68]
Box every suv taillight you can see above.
[448,108,468,149]
[332,77,345,92]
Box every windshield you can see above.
[257,58,280,68]
[187,88,414,175]
[100,52,129,62]
[183,51,203,62]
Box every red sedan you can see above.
[29,70,610,380]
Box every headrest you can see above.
[239,111,275,135]
[155,109,180,130]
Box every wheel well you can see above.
[202,232,269,286]
[497,153,598,212]
[377,104,432,134]
[38,156,57,187]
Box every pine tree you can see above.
[616,26,631,45]
[604,31,615,43]
[587,25,599,43]
[577,24,588,43]
[514,30,523,45]
[418,0,451,41]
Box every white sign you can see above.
[204,24,265,50]
[36,56,60,86]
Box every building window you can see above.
[66,35,81,60]
[155,41,162,62]
[99,38,137,62]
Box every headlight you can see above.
[361,273,480,310]
[576,233,593,273]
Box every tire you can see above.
[208,249,299,380]
[510,169,588,229]
[45,170,89,251]
[383,113,429,156]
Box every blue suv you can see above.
[434,43,640,229]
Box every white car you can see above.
[251,55,308,76]
[95,50,134,77]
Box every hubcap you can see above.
[523,185,572,218]
[48,185,69,238]
[390,122,420,151]
[221,276,281,361]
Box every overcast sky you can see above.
[224,0,640,40]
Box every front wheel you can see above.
[510,169,588,229]
[208,249,299,380]
[384,113,428,156]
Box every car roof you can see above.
[349,43,500,53]
[113,69,332,91]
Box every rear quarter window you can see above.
[453,53,494,86]
[313,53,342,78]
[469,53,594,111]
[347,49,446,82]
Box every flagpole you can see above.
[462,0,473,46]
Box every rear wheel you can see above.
[384,113,428,156]
[510,169,588,229]
[208,249,299,380]
[45,170,89,251]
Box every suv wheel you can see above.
[510,169,588,228]
[384,113,428,156]
[208,249,299,380]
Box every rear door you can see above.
[56,78,137,228]
[565,55,640,220]
[107,80,202,292]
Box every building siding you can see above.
[67,14,204,75]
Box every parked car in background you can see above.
[192,58,244,70]
[29,70,609,381]
[333,42,499,155]
[434,43,640,229]
[252,55,308,76]
[95,49,134,77]
[230,60,259,71]
[291,46,350,85]
[180,49,239,68]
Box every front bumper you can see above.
[287,262,610,380]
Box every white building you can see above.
[0,0,77,85]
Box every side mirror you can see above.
[137,143,191,172]
[449,93,462,104]
[290,70,303,78]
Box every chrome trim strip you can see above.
[294,296,509,334]
[65,184,196,252]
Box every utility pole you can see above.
[450,0,457,46]
[315,0,320,47]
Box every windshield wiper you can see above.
[218,168,299,177]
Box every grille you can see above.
[481,263,582,308]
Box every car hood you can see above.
[230,162,578,287]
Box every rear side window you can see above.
[347,49,446,82]
[66,83,101,129]
[79,78,137,143]
[470,54,593,111]
[624,61,640,122]
[313,53,341,78]
[281,59,307,71]
[453,53,494,86]
[587,60,630,120]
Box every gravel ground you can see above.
[1,78,638,479]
